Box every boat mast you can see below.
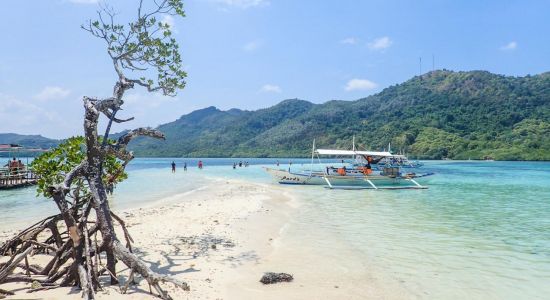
[352,136,356,165]
[310,139,315,176]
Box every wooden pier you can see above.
[0,168,38,190]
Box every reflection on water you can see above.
[1,159,549,299]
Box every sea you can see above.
[1,158,549,299]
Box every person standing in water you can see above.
[171,161,176,173]
[184,162,187,171]
[198,160,203,169]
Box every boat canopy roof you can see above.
[316,149,394,157]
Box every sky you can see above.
[0,0,549,138]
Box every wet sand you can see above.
[0,179,407,299]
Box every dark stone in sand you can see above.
[260,272,294,284]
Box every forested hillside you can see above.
[0,134,59,156]
[4,70,547,160]
[126,70,550,160]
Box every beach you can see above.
[1,160,549,300]
[0,177,406,300]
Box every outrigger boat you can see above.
[264,140,433,190]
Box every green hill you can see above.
[4,70,547,160]
[126,70,550,160]
[0,133,59,155]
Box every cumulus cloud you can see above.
[34,86,71,101]
[260,84,282,93]
[213,0,269,9]
[161,15,177,32]
[243,40,262,52]
[160,15,176,29]
[500,41,517,51]
[340,37,358,45]
[0,93,66,136]
[344,79,378,91]
[368,36,392,50]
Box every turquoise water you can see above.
[1,159,549,299]
[281,161,550,299]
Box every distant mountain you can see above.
[125,70,550,160]
[4,70,549,160]
[0,133,59,149]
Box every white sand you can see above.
[1,179,408,299]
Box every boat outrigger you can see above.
[265,140,433,190]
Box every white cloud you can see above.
[345,79,378,91]
[260,84,282,93]
[161,15,176,31]
[243,40,262,52]
[500,41,517,51]
[340,37,358,45]
[368,36,392,50]
[34,86,71,101]
[213,0,269,9]
[0,93,67,136]
[68,0,99,4]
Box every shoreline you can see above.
[1,178,286,299]
[0,177,409,299]
[94,156,550,162]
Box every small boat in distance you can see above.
[265,140,433,190]
[0,144,42,189]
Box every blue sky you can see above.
[0,0,549,138]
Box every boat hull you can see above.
[264,167,425,187]
[264,168,316,184]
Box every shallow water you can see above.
[1,158,549,299]
[282,161,550,299]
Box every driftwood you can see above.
[0,288,14,296]
[0,1,188,299]
[0,247,33,283]
[27,286,59,293]
[259,272,294,284]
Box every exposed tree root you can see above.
[0,206,188,299]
